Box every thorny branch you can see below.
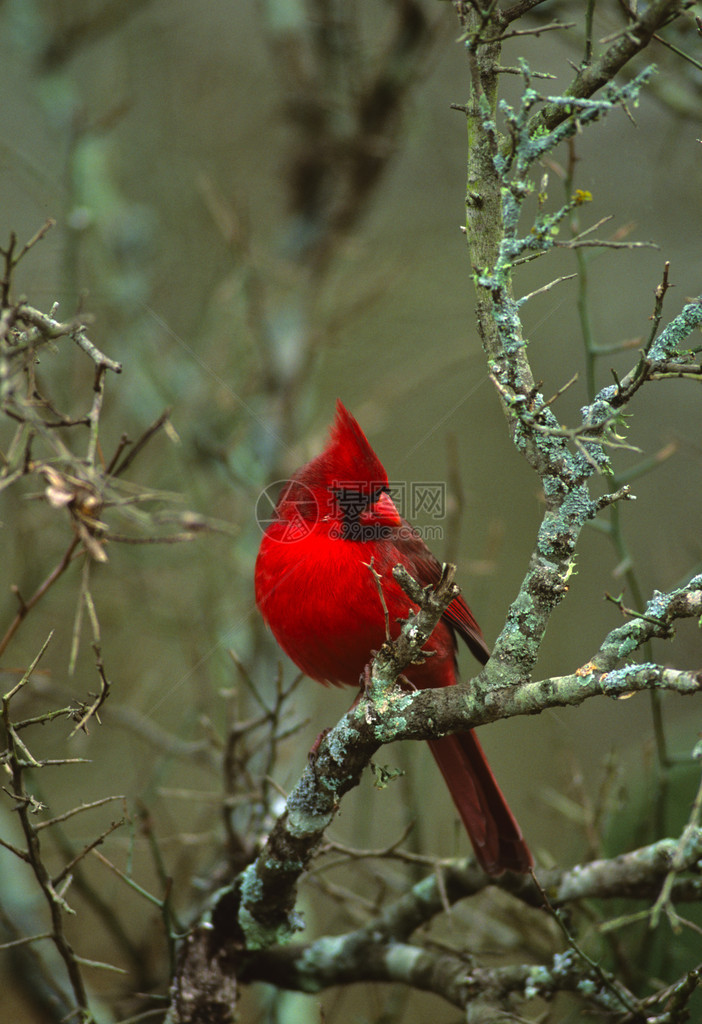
[525,0,692,136]
[0,227,227,1017]
[0,637,176,1019]
[0,229,229,664]
[2,637,93,1014]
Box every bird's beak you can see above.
[364,489,402,527]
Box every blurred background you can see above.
[0,1,701,1021]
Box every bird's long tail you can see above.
[428,730,532,875]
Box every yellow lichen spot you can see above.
[572,189,592,205]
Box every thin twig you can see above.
[109,408,172,478]
[518,273,577,305]
[0,540,81,659]
[36,795,127,832]
[52,818,126,887]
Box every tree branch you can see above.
[528,0,689,137]
[232,833,702,1015]
[233,565,460,949]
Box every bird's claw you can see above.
[308,728,330,763]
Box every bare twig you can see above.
[0,540,80,659]
[15,304,122,373]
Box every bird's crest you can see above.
[296,400,388,492]
[276,401,389,523]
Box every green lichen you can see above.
[325,717,358,767]
[369,761,405,789]
[237,864,305,950]
[287,797,333,838]
[483,64,658,294]
[384,942,425,976]
[600,663,659,696]
[648,299,702,360]
[373,714,408,744]
[238,903,303,951]
[297,935,348,990]
[525,964,551,999]
[239,862,263,905]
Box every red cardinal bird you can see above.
[255,401,531,874]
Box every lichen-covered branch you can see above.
[528,0,689,136]
[307,572,702,750]
[225,832,702,1019]
[174,564,701,1021]
[233,566,460,949]
[458,4,702,690]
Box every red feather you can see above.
[255,401,531,874]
